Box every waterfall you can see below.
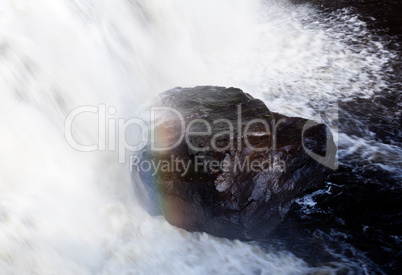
[0,0,398,274]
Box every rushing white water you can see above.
[0,0,396,274]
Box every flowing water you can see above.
[0,0,400,274]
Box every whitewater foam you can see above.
[0,0,396,273]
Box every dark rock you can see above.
[134,86,336,240]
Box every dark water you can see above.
[292,0,402,43]
[258,0,402,273]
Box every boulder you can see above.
[134,86,335,240]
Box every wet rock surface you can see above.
[135,86,335,240]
